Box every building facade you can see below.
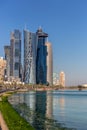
[36,27,48,84]
[24,28,53,85]
[0,57,6,81]
[45,42,53,85]
[59,71,65,87]
[3,28,53,84]
[53,73,58,85]
[4,46,10,80]
[10,30,21,79]
[24,30,36,84]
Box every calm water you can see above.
[8,90,87,130]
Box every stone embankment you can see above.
[0,112,9,130]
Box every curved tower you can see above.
[24,29,36,84]
[45,42,53,86]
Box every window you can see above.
[15,63,19,70]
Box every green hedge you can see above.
[0,96,34,130]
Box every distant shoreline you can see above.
[17,86,87,92]
[0,84,87,94]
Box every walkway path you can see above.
[0,112,9,130]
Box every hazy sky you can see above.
[0,0,87,86]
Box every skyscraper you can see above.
[45,42,53,85]
[10,30,21,79]
[59,71,65,87]
[23,27,53,85]
[4,46,10,80]
[24,29,36,84]
[36,27,48,84]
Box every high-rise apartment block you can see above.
[59,71,65,87]
[0,57,6,81]
[10,30,21,79]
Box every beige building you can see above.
[0,57,6,81]
[59,71,65,87]
[45,42,53,86]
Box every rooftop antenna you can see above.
[39,25,42,29]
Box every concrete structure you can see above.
[59,71,65,87]
[10,30,21,79]
[45,42,53,85]
[24,29,36,84]
[4,46,10,80]
[36,27,48,84]
[0,57,6,81]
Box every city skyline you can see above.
[23,27,53,85]
[0,0,87,86]
[4,27,53,85]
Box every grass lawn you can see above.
[0,95,34,130]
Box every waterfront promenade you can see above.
[0,92,9,130]
[0,112,8,130]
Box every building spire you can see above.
[39,25,42,30]
[24,24,27,30]
[38,26,42,32]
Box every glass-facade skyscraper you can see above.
[36,27,48,84]
[4,46,10,80]
[24,29,36,84]
[10,30,21,79]
[4,27,53,85]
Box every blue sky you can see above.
[0,0,87,86]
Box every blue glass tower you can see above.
[36,27,48,84]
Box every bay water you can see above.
[8,90,87,130]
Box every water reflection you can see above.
[59,97,65,117]
[46,91,53,119]
[9,91,75,130]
